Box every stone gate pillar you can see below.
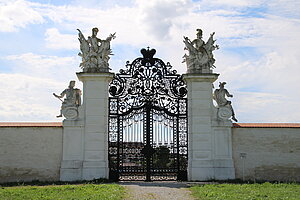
[59,27,116,181]
[76,72,114,180]
[60,72,113,181]
[184,73,235,181]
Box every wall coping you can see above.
[0,122,62,127]
[233,123,300,128]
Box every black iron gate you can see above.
[108,48,188,181]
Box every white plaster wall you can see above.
[1,126,299,182]
[0,127,63,183]
[232,127,300,182]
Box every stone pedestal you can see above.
[60,118,84,181]
[184,73,235,181]
[60,72,113,181]
[211,117,235,180]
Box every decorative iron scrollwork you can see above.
[109,48,187,114]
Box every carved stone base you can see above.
[187,65,213,74]
[83,67,110,73]
[217,106,232,121]
[187,69,212,74]
[62,107,79,120]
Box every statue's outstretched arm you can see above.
[53,89,67,99]
[225,89,233,98]
[53,93,64,100]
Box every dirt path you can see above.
[120,182,195,200]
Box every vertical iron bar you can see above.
[176,100,180,176]
[145,101,151,181]
[116,114,120,180]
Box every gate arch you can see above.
[108,48,188,181]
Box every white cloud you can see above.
[234,91,300,122]
[0,0,44,32]
[5,53,79,81]
[35,4,149,47]
[45,28,77,49]
[199,0,263,8]
[0,73,64,121]
[215,48,300,122]
[267,0,300,18]
[2,0,191,49]
[70,0,134,9]
[0,53,82,121]
[136,0,192,40]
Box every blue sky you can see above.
[0,0,300,122]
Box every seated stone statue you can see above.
[213,82,237,122]
[53,81,81,119]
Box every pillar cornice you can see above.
[77,72,114,82]
[183,73,219,83]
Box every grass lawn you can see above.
[190,182,300,200]
[0,184,124,200]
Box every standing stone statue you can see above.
[183,29,219,73]
[213,82,238,122]
[77,27,116,73]
[53,81,82,120]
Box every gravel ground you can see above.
[120,181,195,200]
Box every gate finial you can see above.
[141,48,156,59]
[141,48,156,65]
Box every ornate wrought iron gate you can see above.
[108,48,188,181]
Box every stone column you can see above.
[77,72,114,180]
[184,73,234,181]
